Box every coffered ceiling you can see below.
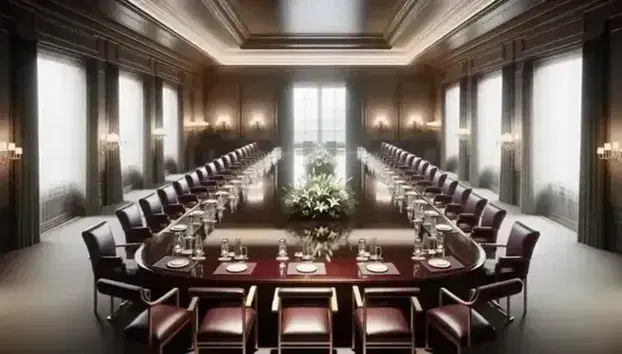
[126,0,500,66]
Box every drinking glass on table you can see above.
[220,238,231,259]
[357,238,367,256]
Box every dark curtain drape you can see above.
[103,63,123,205]
[13,36,39,249]
[577,24,609,249]
[346,78,363,209]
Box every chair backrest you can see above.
[206,162,219,174]
[116,203,144,239]
[173,178,191,196]
[222,154,232,167]
[472,278,524,303]
[186,171,202,187]
[398,150,408,163]
[432,171,447,188]
[506,221,540,259]
[278,287,332,309]
[82,221,116,272]
[452,184,472,205]
[157,184,179,206]
[480,204,507,229]
[363,287,420,307]
[139,193,164,219]
[228,151,238,163]
[412,157,422,170]
[215,158,226,171]
[417,161,429,175]
[196,166,210,180]
[424,166,437,181]
[463,193,487,217]
[405,154,416,166]
[441,178,458,195]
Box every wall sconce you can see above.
[0,141,23,163]
[597,141,622,161]
[425,120,442,132]
[216,119,231,132]
[373,118,389,132]
[456,128,470,140]
[407,116,424,132]
[499,133,520,151]
[99,133,123,154]
[250,118,264,132]
[184,121,210,132]
[152,127,167,140]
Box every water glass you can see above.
[373,246,383,261]
[412,237,425,260]
[220,238,230,257]
[235,237,243,256]
[173,231,183,253]
[238,246,248,262]
[357,238,367,256]
[278,238,287,257]
[436,232,445,254]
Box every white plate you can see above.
[203,199,218,204]
[425,210,439,216]
[226,263,248,273]
[428,259,451,269]
[166,258,190,268]
[296,263,318,273]
[436,224,453,232]
[366,263,389,273]
[170,225,187,232]
[189,210,204,217]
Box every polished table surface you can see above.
[135,153,486,286]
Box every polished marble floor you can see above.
[0,167,621,353]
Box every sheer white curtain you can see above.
[293,86,319,144]
[162,83,180,170]
[444,83,460,166]
[531,52,582,221]
[476,71,502,190]
[320,86,346,144]
[37,52,87,204]
[119,71,145,187]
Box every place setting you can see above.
[213,237,257,275]
[356,238,400,276]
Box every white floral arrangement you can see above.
[305,146,337,176]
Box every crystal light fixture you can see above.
[0,141,23,163]
[499,133,520,150]
[99,133,123,154]
[152,127,167,140]
[597,141,622,161]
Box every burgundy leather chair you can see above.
[426,278,524,353]
[138,193,172,231]
[202,163,228,184]
[81,221,142,319]
[470,204,507,244]
[125,287,197,354]
[413,166,438,188]
[116,203,152,243]
[272,287,338,353]
[190,169,219,189]
[175,176,208,199]
[153,187,186,218]
[417,170,448,191]
[430,180,465,208]
[352,286,423,353]
[188,286,258,352]
[480,221,540,315]
[448,193,488,231]
[160,182,198,209]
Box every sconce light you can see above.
[407,115,424,132]
[99,133,123,154]
[499,133,520,151]
[184,121,210,132]
[373,117,389,132]
[425,120,442,132]
[0,141,23,163]
[597,141,622,161]
[215,117,231,132]
[456,128,470,140]
[250,118,264,132]
[152,127,167,140]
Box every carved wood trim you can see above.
[201,0,250,46]
[242,34,390,50]
[383,0,427,44]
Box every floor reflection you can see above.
[292,148,347,184]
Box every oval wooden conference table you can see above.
[135,156,487,347]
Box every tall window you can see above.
[531,52,582,226]
[476,71,502,191]
[292,84,347,183]
[444,83,460,169]
[119,71,145,190]
[162,83,180,173]
[37,51,87,227]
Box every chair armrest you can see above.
[187,296,199,313]
[352,285,363,308]
[271,287,280,313]
[479,243,507,249]
[96,278,144,302]
[142,287,179,307]
[330,287,338,313]
[98,256,124,268]
[439,287,475,306]
[245,285,257,308]
[164,204,185,216]
[190,186,209,194]
[471,226,497,242]
[425,186,442,194]
[188,287,245,297]
[497,256,527,268]
[445,203,463,214]
[434,194,452,204]
[409,175,425,182]
[179,194,199,204]
[150,213,170,224]
[457,213,479,226]
[129,226,152,242]
[201,179,220,187]
[410,296,423,313]
[115,243,143,248]
[415,180,433,187]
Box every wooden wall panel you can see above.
[363,78,398,141]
